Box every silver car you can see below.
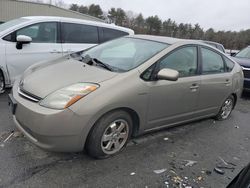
[9,35,243,158]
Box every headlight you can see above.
[39,83,99,109]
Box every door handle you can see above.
[50,50,61,54]
[190,84,199,91]
[224,79,231,85]
[63,49,74,54]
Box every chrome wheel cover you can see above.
[101,119,129,155]
[221,98,233,119]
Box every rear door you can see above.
[61,22,99,55]
[144,45,201,130]
[197,46,232,115]
[4,22,62,84]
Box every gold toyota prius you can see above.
[8,35,244,158]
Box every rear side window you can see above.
[224,57,235,72]
[16,22,58,43]
[62,23,98,44]
[201,47,224,74]
[217,45,225,53]
[101,28,128,43]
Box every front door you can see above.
[5,22,62,84]
[145,46,200,130]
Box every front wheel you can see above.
[215,95,235,120]
[86,110,133,159]
[0,71,5,94]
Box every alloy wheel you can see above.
[101,119,129,155]
[220,98,234,119]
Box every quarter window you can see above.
[62,23,98,44]
[224,57,235,72]
[101,28,128,43]
[217,45,225,53]
[141,64,156,81]
[3,33,12,41]
[158,46,198,77]
[201,48,224,74]
[16,22,57,43]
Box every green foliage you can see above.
[79,5,88,14]
[108,8,126,26]
[206,29,250,49]
[68,3,250,50]
[69,4,79,11]
[69,3,103,19]
[145,16,162,35]
[88,4,103,18]
[134,13,145,34]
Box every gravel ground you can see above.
[0,91,250,188]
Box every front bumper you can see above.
[10,83,93,152]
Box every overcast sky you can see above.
[66,0,250,31]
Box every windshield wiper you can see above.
[82,55,113,71]
[92,58,113,71]
[84,58,112,72]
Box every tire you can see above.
[86,110,133,159]
[215,95,235,120]
[0,71,5,94]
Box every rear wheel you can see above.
[86,110,132,159]
[215,95,235,120]
[0,71,5,94]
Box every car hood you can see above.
[20,57,118,98]
[232,57,250,68]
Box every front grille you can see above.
[18,87,41,102]
[243,69,250,78]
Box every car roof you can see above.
[128,35,228,54]
[128,34,203,45]
[202,40,223,46]
[21,16,134,34]
[201,40,225,52]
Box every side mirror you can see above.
[230,52,236,57]
[157,68,179,81]
[16,35,32,50]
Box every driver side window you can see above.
[158,46,198,77]
[16,22,58,43]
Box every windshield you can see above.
[0,18,29,33]
[82,37,169,72]
[235,47,250,59]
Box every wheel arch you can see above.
[117,107,140,137]
[84,107,141,148]
[0,68,6,89]
[232,93,237,109]
[94,107,140,137]
[0,66,9,87]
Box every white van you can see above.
[0,16,134,93]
